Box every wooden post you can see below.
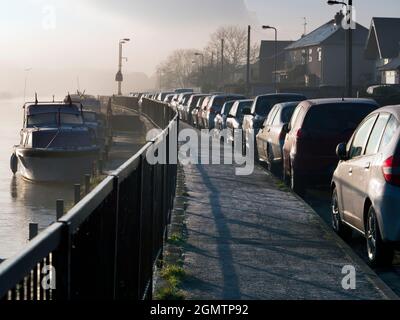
[29,223,38,240]
[98,159,103,175]
[84,174,91,194]
[74,184,81,205]
[56,200,64,220]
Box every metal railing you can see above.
[0,97,178,300]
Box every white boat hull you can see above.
[16,148,99,182]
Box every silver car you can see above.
[332,105,400,266]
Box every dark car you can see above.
[256,101,300,173]
[282,98,379,196]
[205,94,246,129]
[226,100,254,145]
[242,94,307,155]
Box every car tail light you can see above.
[382,156,400,186]
[279,129,286,141]
[296,129,305,139]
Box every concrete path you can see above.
[180,125,397,300]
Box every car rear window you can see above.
[281,105,297,123]
[379,115,399,152]
[254,95,305,116]
[302,103,378,134]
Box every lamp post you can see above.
[116,38,130,96]
[262,25,278,92]
[327,0,353,97]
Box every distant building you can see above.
[259,40,293,85]
[281,12,374,88]
[365,17,400,85]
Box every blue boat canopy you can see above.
[26,104,81,116]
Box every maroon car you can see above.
[282,98,379,196]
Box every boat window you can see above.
[27,113,57,127]
[83,112,97,122]
[60,113,84,125]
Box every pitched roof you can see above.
[286,21,339,50]
[365,17,400,59]
[286,19,368,50]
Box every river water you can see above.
[0,99,75,259]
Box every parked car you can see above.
[282,98,379,196]
[192,95,209,128]
[243,94,307,155]
[332,105,400,266]
[157,92,174,102]
[177,93,193,121]
[256,101,300,173]
[214,100,236,131]
[186,94,207,125]
[226,100,254,145]
[164,94,175,104]
[205,94,246,129]
[199,96,213,129]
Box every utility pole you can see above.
[221,38,225,89]
[246,25,251,96]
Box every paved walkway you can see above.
[180,124,397,300]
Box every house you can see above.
[259,40,293,85]
[281,12,374,88]
[365,17,400,84]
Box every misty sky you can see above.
[1,0,399,96]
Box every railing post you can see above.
[84,174,91,195]
[56,200,64,220]
[29,223,38,241]
[74,184,81,204]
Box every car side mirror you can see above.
[336,143,348,161]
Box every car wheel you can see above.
[290,164,306,197]
[331,188,352,240]
[366,206,394,267]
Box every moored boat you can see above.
[10,98,100,182]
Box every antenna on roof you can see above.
[35,93,38,105]
[67,92,72,105]
[52,95,55,102]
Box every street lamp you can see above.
[116,38,130,95]
[262,25,278,92]
[327,0,353,97]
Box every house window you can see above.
[301,49,306,65]
[309,49,313,63]
[317,48,322,62]
[385,71,396,84]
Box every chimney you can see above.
[334,11,344,27]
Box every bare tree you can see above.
[205,25,260,82]
[156,49,198,89]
